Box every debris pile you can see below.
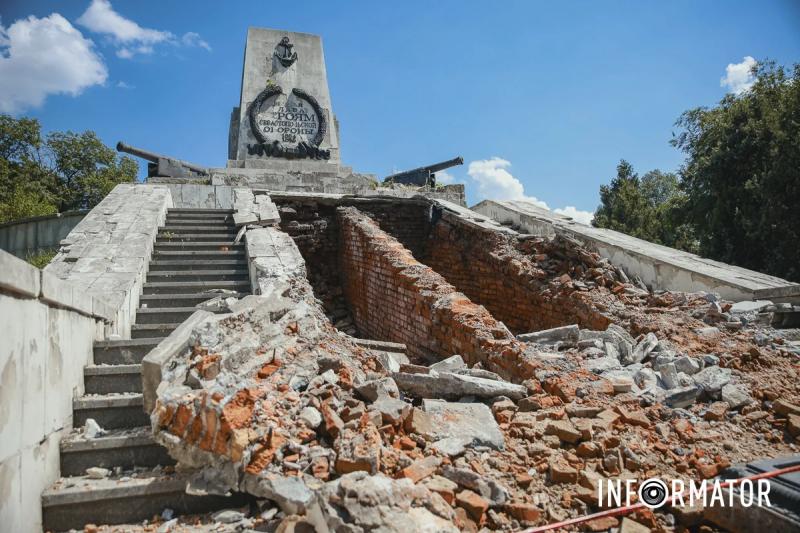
[144,224,799,532]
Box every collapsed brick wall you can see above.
[422,211,611,335]
[337,206,537,380]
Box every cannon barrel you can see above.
[116,142,208,175]
[383,156,463,186]
[384,156,463,181]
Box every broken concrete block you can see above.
[441,466,509,505]
[665,385,701,408]
[693,366,731,394]
[674,355,702,375]
[334,426,382,475]
[241,474,314,515]
[517,324,579,346]
[586,356,621,374]
[233,211,258,226]
[299,406,322,429]
[628,332,658,365]
[659,363,680,390]
[392,371,527,400]
[429,354,466,373]
[354,377,399,402]
[419,400,505,450]
[721,384,753,409]
[372,396,412,425]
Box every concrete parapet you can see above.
[473,199,800,302]
[0,249,107,531]
[45,184,173,337]
[0,210,87,259]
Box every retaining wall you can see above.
[337,207,535,380]
[0,211,87,259]
[0,250,110,532]
[424,207,610,334]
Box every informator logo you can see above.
[599,477,773,509]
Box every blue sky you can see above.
[1,1,799,221]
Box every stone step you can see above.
[135,306,197,324]
[139,292,246,308]
[153,250,246,261]
[59,426,173,477]
[131,323,181,339]
[142,280,250,295]
[94,338,163,365]
[161,225,238,232]
[156,233,238,243]
[84,364,142,394]
[168,208,234,214]
[41,471,245,531]
[149,259,247,271]
[146,269,249,282]
[73,393,149,430]
[153,241,244,251]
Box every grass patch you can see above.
[25,249,57,269]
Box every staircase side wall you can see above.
[44,184,173,338]
[0,250,109,532]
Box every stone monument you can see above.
[227,28,349,179]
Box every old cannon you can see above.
[382,156,463,187]
[116,142,208,179]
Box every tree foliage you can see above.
[594,60,800,282]
[672,61,800,281]
[0,115,137,223]
[592,161,697,252]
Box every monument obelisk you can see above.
[227,28,346,178]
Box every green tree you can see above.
[0,115,138,223]
[672,60,800,281]
[593,161,697,252]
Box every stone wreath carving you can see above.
[247,85,330,160]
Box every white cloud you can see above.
[77,0,210,57]
[0,14,107,113]
[77,0,171,46]
[436,169,455,185]
[468,157,550,209]
[116,80,134,89]
[182,32,211,51]
[467,157,594,225]
[721,56,756,95]
[554,205,594,225]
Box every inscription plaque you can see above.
[247,85,330,160]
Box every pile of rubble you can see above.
[139,227,799,532]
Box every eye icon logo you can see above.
[639,478,669,508]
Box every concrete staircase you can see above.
[42,208,250,531]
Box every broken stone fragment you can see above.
[298,406,322,429]
[658,363,680,390]
[548,457,578,484]
[674,355,702,375]
[83,418,105,439]
[721,383,753,409]
[429,354,466,373]
[212,509,245,524]
[692,366,731,395]
[419,399,505,450]
[517,324,580,346]
[628,332,658,365]
[665,386,701,408]
[242,474,314,515]
[354,377,399,402]
[85,467,110,479]
[392,371,527,400]
[545,419,583,443]
[441,466,509,505]
[372,396,412,425]
[586,356,621,374]
[309,472,459,532]
[456,489,490,522]
[397,455,442,483]
[334,426,382,475]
